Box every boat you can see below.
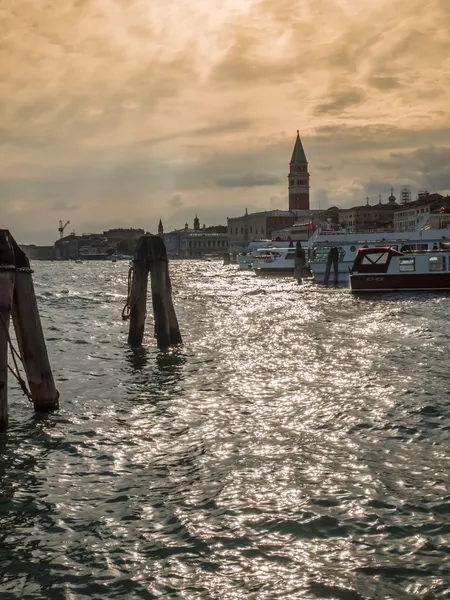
[252,247,298,275]
[237,239,315,270]
[311,227,450,284]
[349,244,450,292]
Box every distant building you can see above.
[339,191,399,232]
[103,228,145,242]
[288,131,310,211]
[227,209,301,252]
[163,218,228,257]
[54,233,115,260]
[20,245,54,261]
[180,231,228,257]
[393,192,450,231]
[270,222,314,242]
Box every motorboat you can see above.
[311,228,450,284]
[252,247,298,275]
[237,239,314,270]
[350,244,450,292]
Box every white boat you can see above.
[252,247,298,275]
[311,228,450,284]
[237,238,315,270]
[350,244,450,292]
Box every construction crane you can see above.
[58,220,70,239]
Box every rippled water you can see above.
[1,260,450,599]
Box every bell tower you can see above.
[288,131,310,211]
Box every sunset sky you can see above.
[2,0,450,243]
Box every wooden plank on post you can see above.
[10,238,59,412]
[127,236,150,347]
[0,230,16,430]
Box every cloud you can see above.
[216,173,281,188]
[168,194,183,207]
[51,200,79,211]
[314,88,366,116]
[1,0,450,243]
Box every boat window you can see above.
[361,252,389,265]
[429,255,446,271]
[399,257,415,272]
[285,252,295,260]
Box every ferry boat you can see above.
[311,228,450,284]
[349,245,450,292]
[252,247,298,275]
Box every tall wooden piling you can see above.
[126,235,181,349]
[0,231,15,429]
[127,237,150,347]
[223,253,231,266]
[324,247,339,285]
[294,241,306,284]
[148,236,182,348]
[10,239,59,412]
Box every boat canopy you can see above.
[351,246,403,274]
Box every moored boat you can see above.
[349,245,450,292]
[252,247,297,275]
[311,228,450,284]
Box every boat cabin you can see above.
[350,245,450,292]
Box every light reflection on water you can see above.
[1,260,450,599]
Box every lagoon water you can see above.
[1,260,450,599]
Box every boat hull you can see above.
[253,267,295,276]
[350,273,450,292]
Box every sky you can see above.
[2,0,450,244]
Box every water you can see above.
[1,260,450,599]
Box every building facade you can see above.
[227,210,302,252]
[163,219,228,257]
[288,131,310,211]
[393,193,449,231]
[180,232,228,257]
[340,192,399,232]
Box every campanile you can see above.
[288,131,310,211]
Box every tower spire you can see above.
[158,219,164,236]
[288,130,309,211]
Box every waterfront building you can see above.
[339,191,399,232]
[54,233,115,260]
[163,218,228,257]
[20,245,54,260]
[393,192,450,232]
[227,210,301,252]
[103,228,145,243]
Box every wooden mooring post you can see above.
[10,238,59,412]
[223,253,231,266]
[294,241,306,284]
[0,232,16,429]
[124,235,182,349]
[0,230,58,429]
[324,246,339,285]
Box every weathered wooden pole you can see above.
[127,237,150,347]
[332,246,339,285]
[294,241,306,284]
[223,253,231,266]
[10,238,59,412]
[147,236,182,348]
[126,235,181,348]
[0,231,15,429]
[324,247,339,285]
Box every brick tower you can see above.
[288,130,310,210]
